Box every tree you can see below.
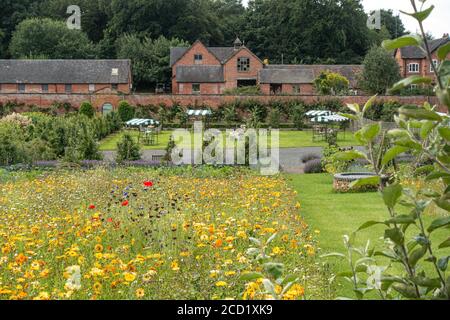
[116,34,189,88]
[314,71,350,95]
[358,46,401,94]
[9,18,97,59]
[242,0,370,64]
[117,101,135,122]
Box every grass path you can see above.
[287,173,450,299]
[99,130,359,151]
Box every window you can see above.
[18,84,26,92]
[65,84,72,93]
[237,57,250,72]
[192,83,200,94]
[430,59,439,72]
[194,54,203,64]
[111,68,119,76]
[0,84,2,92]
[89,84,95,92]
[112,84,118,91]
[42,84,49,93]
[292,85,301,94]
[408,63,420,73]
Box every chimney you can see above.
[234,37,243,50]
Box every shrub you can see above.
[79,101,95,118]
[223,86,261,95]
[116,133,141,162]
[303,159,323,174]
[118,101,135,122]
[313,70,349,95]
[322,145,352,174]
[0,113,32,127]
[301,153,321,164]
[267,108,281,128]
[292,104,306,130]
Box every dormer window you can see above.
[237,57,250,72]
[408,63,420,73]
[194,54,203,64]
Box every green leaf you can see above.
[394,137,422,150]
[334,150,366,161]
[392,283,418,299]
[357,221,386,232]
[349,176,380,188]
[438,127,450,142]
[420,121,435,140]
[382,183,403,209]
[401,5,434,22]
[362,95,378,115]
[262,279,277,298]
[409,245,427,268]
[435,198,450,212]
[437,42,450,60]
[437,256,449,272]
[427,216,450,233]
[399,106,443,121]
[360,123,381,142]
[382,35,422,51]
[281,274,299,286]
[263,262,284,280]
[320,252,346,259]
[390,76,432,93]
[382,146,409,166]
[239,272,264,281]
[346,103,360,114]
[425,171,450,181]
[412,276,441,289]
[438,238,450,249]
[384,228,404,246]
[387,129,409,139]
[339,113,358,121]
[385,215,416,225]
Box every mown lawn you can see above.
[287,173,450,299]
[99,130,359,151]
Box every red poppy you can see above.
[88,204,96,210]
[107,218,113,223]
[144,181,153,187]
[121,200,129,207]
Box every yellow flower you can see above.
[171,261,180,271]
[136,288,145,298]
[123,272,136,282]
[94,244,103,253]
[33,292,50,300]
[215,281,228,287]
[93,282,102,292]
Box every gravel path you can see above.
[102,146,364,174]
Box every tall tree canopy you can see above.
[242,0,370,64]
[9,18,97,59]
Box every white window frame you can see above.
[430,59,438,72]
[194,54,203,65]
[89,84,95,92]
[408,63,420,73]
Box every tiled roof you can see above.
[170,46,236,66]
[260,65,363,86]
[400,37,449,59]
[0,60,131,84]
[176,65,224,83]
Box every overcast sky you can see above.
[242,0,450,38]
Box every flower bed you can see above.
[0,167,331,300]
[333,172,379,193]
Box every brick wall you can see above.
[0,83,130,94]
[0,93,445,112]
[223,47,263,90]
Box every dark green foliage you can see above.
[365,100,403,122]
[267,108,281,128]
[116,133,141,162]
[314,71,350,95]
[358,46,401,94]
[79,101,96,118]
[118,101,135,122]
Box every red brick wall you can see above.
[223,47,263,89]
[0,93,444,112]
[176,83,224,95]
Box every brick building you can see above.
[170,39,362,95]
[0,59,132,95]
[394,35,450,86]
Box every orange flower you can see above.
[214,239,223,248]
[15,253,27,265]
